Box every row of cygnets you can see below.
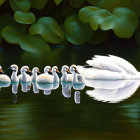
[0,65,85,84]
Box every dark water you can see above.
[0,45,140,140]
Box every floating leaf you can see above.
[31,0,48,10]
[0,13,27,44]
[9,0,31,12]
[79,6,139,38]
[92,0,140,17]
[0,0,5,6]
[29,17,64,44]
[53,0,63,5]
[69,0,85,9]
[64,14,93,45]
[19,34,51,53]
[1,26,21,44]
[14,11,36,24]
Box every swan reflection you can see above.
[12,82,19,94]
[0,82,11,91]
[36,83,59,95]
[73,83,85,90]
[86,80,140,103]
[21,82,31,92]
[61,82,72,98]
[13,94,17,104]
[74,91,80,104]
[32,81,39,94]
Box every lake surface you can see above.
[0,45,140,140]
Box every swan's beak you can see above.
[37,70,41,74]
[8,66,12,70]
[27,69,32,73]
[0,68,4,73]
[56,69,60,73]
[66,68,71,74]
[75,69,79,74]
[48,69,53,75]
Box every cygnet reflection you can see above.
[74,91,80,104]
[32,81,39,94]
[13,94,17,104]
[21,82,31,92]
[86,80,140,103]
[61,81,72,98]
[73,83,85,90]
[0,82,11,91]
[36,82,59,95]
[11,82,19,94]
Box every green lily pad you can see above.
[14,11,36,24]
[69,0,85,9]
[1,26,21,44]
[79,6,139,38]
[64,14,93,45]
[53,0,63,5]
[9,0,31,12]
[91,0,140,17]
[0,14,27,44]
[31,0,48,10]
[19,34,51,53]
[0,0,5,6]
[29,17,64,44]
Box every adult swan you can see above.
[77,55,140,80]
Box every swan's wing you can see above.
[86,55,125,73]
[109,55,138,75]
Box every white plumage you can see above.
[77,55,140,80]
[0,66,11,83]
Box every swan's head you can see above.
[32,67,40,74]
[8,64,18,72]
[20,66,31,73]
[0,66,4,73]
[44,66,51,73]
[61,65,70,73]
[70,65,79,74]
[52,66,60,73]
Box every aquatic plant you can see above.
[0,0,140,53]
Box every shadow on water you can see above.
[0,45,140,140]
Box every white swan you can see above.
[18,66,31,82]
[77,55,140,80]
[31,67,40,81]
[70,65,85,84]
[36,66,60,83]
[36,66,52,83]
[0,66,11,83]
[61,65,72,82]
[8,64,19,82]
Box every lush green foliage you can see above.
[0,0,140,53]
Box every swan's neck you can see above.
[62,72,68,81]
[73,72,77,83]
[32,72,37,81]
[22,72,28,81]
[53,72,59,83]
[11,71,18,82]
